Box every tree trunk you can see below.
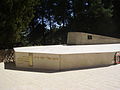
[72,0,76,18]
[49,10,52,30]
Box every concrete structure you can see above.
[67,32,120,45]
[14,44,120,71]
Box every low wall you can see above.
[60,52,114,70]
[15,52,60,71]
[67,32,120,45]
[15,52,115,71]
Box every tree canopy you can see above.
[0,0,120,47]
[0,0,39,48]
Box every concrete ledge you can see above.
[14,44,120,71]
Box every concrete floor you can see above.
[0,62,120,90]
[14,44,120,54]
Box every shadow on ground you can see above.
[4,62,55,73]
[4,62,115,73]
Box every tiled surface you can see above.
[0,62,120,90]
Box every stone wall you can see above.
[0,49,14,62]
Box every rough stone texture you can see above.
[0,62,120,90]
[67,32,120,45]
[0,49,14,62]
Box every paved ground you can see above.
[0,62,120,90]
[14,44,120,54]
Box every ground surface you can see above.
[0,62,120,90]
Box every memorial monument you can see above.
[14,32,120,71]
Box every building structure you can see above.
[67,32,120,45]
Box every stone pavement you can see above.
[0,62,120,90]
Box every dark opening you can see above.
[88,35,92,40]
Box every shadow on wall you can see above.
[4,62,114,73]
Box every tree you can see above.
[112,0,120,35]
[0,0,39,48]
[53,0,72,27]
[27,0,114,45]
[71,0,113,35]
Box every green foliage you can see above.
[1,0,119,46]
[113,0,120,34]
[27,0,115,45]
[72,0,113,33]
[0,0,39,47]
